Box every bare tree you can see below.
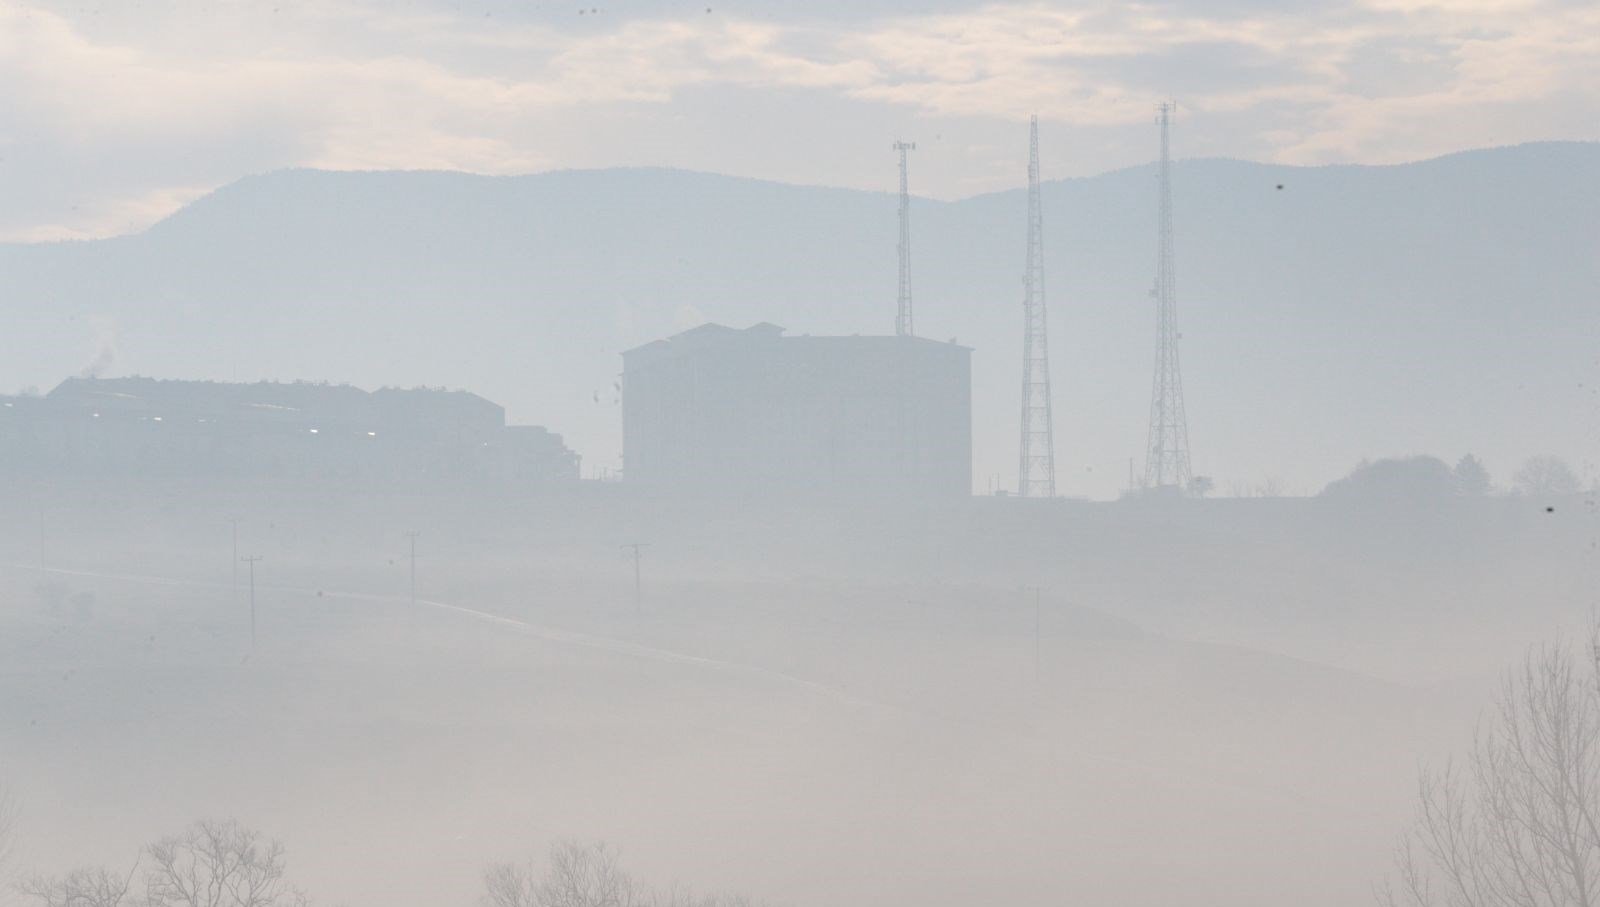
[0,788,16,882]
[20,865,139,907]
[1378,628,1600,907]
[541,842,637,907]
[144,820,307,907]
[1227,476,1288,498]
[1514,455,1582,497]
[484,860,540,907]
[484,843,760,907]
[486,842,635,907]
[1454,454,1493,497]
[648,888,758,907]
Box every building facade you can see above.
[0,377,579,488]
[623,323,971,497]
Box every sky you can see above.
[2,0,1598,241]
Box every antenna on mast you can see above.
[1018,115,1056,498]
[1142,101,1193,492]
[894,140,917,337]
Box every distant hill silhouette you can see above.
[3,142,1596,495]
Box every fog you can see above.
[4,2,1600,905]
[0,476,1593,906]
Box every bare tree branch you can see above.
[19,862,139,907]
[483,842,763,907]
[144,819,306,907]
[1381,631,1600,907]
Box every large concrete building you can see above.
[0,377,578,488]
[622,323,971,496]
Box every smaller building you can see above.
[623,323,971,497]
[0,377,578,488]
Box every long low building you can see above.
[0,376,578,488]
[623,323,972,497]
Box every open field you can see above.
[0,484,1593,905]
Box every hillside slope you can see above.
[3,143,1595,495]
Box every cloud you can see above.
[0,0,1596,238]
[2,185,214,243]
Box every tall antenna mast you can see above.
[1142,101,1192,491]
[894,140,916,337]
[1018,115,1056,498]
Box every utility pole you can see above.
[894,140,917,338]
[404,530,420,609]
[241,554,263,655]
[621,543,647,611]
[1018,114,1057,498]
[1143,101,1193,492]
[1023,585,1042,684]
[230,519,239,606]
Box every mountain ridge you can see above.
[2,141,1595,496]
[13,138,1592,249]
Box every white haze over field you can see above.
[0,486,1594,907]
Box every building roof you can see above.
[37,376,505,428]
[622,322,971,361]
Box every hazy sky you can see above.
[2,0,1598,240]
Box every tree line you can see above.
[1321,453,1585,501]
[3,825,764,907]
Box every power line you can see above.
[621,542,648,612]
[404,530,420,609]
[240,554,263,655]
[1020,585,1044,690]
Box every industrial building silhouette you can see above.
[0,377,577,487]
[622,323,971,496]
